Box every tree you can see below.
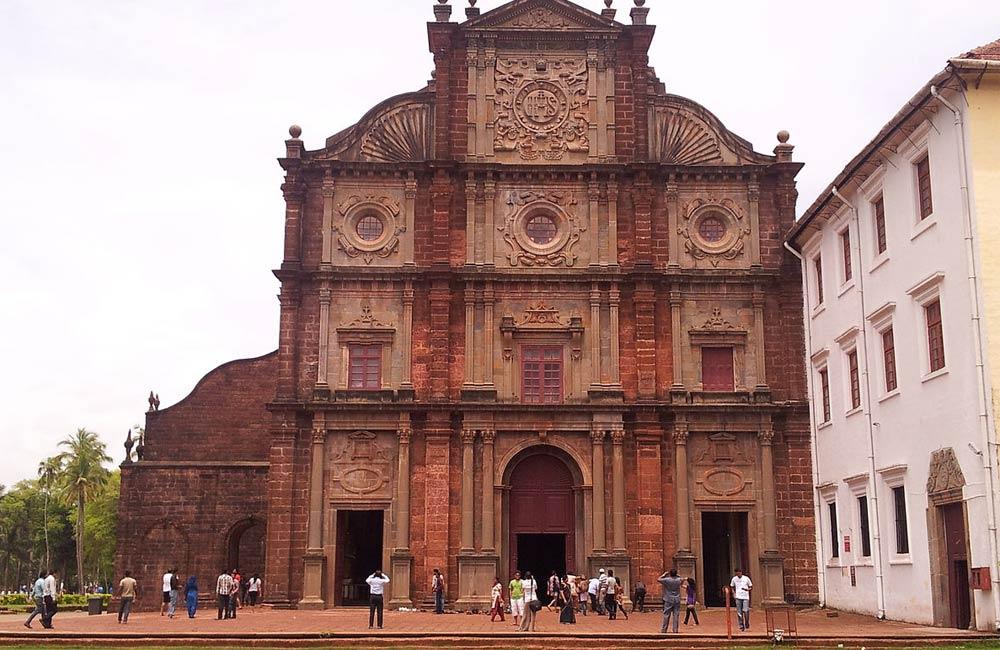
[37,456,61,570]
[54,429,111,592]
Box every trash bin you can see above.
[87,596,103,615]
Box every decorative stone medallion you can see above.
[494,58,589,161]
[680,197,749,266]
[331,430,391,496]
[334,194,405,264]
[499,190,585,266]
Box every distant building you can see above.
[787,39,1000,630]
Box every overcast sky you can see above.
[1,0,998,486]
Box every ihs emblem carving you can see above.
[494,57,589,161]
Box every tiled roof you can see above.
[961,37,1000,61]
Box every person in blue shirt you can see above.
[185,576,199,618]
[23,571,46,629]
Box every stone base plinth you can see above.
[455,552,498,611]
[588,552,632,608]
[298,551,326,610]
[389,550,414,608]
[760,550,786,604]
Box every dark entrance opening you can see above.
[516,533,567,604]
[334,510,383,606]
[942,502,971,629]
[701,511,750,607]
[226,519,265,579]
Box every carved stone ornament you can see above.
[692,433,753,466]
[341,303,394,330]
[331,430,391,495]
[509,7,572,29]
[333,194,405,264]
[499,190,585,266]
[494,57,589,161]
[516,302,570,327]
[679,198,750,267]
[927,447,966,499]
[700,308,739,331]
[651,107,724,165]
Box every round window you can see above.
[525,213,558,245]
[697,214,727,243]
[355,214,384,242]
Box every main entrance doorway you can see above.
[509,453,575,604]
[702,511,749,607]
[334,510,383,606]
[942,503,971,629]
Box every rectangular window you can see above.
[848,350,861,409]
[858,495,872,557]
[522,345,562,404]
[702,347,735,391]
[882,328,897,392]
[829,502,839,558]
[819,368,831,423]
[926,300,945,372]
[873,194,887,254]
[815,255,824,304]
[841,230,853,282]
[916,154,933,220]
[893,486,910,554]
[348,344,382,390]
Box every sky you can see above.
[1,0,999,486]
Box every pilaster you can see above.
[300,417,327,609]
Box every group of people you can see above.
[657,567,752,633]
[22,569,59,629]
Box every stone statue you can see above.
[135,431,145,461]
[123,429,134,464]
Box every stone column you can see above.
[481,429,496,551]
[670,290,684,391]
[483,283,495,388]
[748,178,761,267]
[611,427,626,552]
[401,281,414,389]
[753,287,769,391]
[609,285,621,386]
[321,172,334,265]
[588,179,601,264]
[300,417,326,609]
[591,429,607,551]
[484,179,496,264]
[464,287,476,388]
[466,176,477,264]
[758,420,785,603]
[390,418,414,607]
[315,287,331,395]
[608,181,619,266]
[590,284,602,389]
[666,180,679,267]
[673,423,691,551]
[461,428,476,551]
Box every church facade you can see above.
[116,0,817,610]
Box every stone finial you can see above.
[602,0,616,20]
[285,124,303,159]
[466,0,479,19]
[434,0,452,22]
[123,429,134,464]
[630,0,649,25]
[135,431,145,461]
[774,130,794,162]
[147,390,156,413]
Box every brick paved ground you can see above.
[0,605,991,642]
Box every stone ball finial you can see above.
[777,130,790,144]
[469,0,476,5]
[289,124,302,139]
[634,0,646,5]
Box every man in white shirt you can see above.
[604,569,619,619]
[216,570,234,620]
[161,569,173,616]
[365,570,390,629]
[587,575,601,614]
[41,570,58,629]
[730,569,753,631]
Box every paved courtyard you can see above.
[0,605,993,645]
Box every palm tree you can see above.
[54,429,111,592]
[37,456,61,571]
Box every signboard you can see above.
[850,565,857,587]
[843,535,851,553]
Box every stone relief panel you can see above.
[690,432,756,503]
[681,302,755,391]
[497,189,588,267]
[679,197,750,269]
[327,184,412,267]
[494,56,589,162]
[328,430,395,499]
[927,447,966,503]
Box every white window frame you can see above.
[859,167,889,271]
[812,347,832,427]
[835,326,862,417]
[819,483,841,567]
[907,272,947,381]
[845,473,873,566]
[899,121,935,239]
[867,301,899,401]
[878,464,912,564]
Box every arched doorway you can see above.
[508,452,576,603]
[225,518,266,579]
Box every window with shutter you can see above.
[522,345,562,404]
[848,350,860,409]
[841,230,852,282]
[858,495,871,557]
[829,502,839,559]
[873,195,887,254]
[701,347,735,391]
[926,300,945,372]
[882,328,897,392]
[814,255,824,304]
[916,154,933,220]
[893,486,909,554]
[819,368,831,423]
[348,344,382,390]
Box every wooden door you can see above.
[509,454,575,575]
[942,503,971,629]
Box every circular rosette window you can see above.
[513,202,571,256]
[342,205,392,253]
[690,206,740,254]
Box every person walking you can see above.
[587,573,601,615]
[167,569,180,618]
[185,575,199,618]
[365,569,389,629]
[246,574,262,609]
[116,571,138,624]
[604,569,618,620]
[657,569,683,634]
[546,571,561,612]
[631,579,647,613]
[23,571,46,628]
[489,577,505,622]
[558,579,576,624]
[431,568,445,614]
[508,570,524,627]
[730,569,753,631]
[40,569,58,629]
[577,575,589,615]
[216,570,233,620]
[518,571,539,632]
[160,568,173,616]
[683,577,700,626]
[227,571,240,619]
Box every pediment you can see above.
[464,0,620,32]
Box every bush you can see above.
[0,594,29,607]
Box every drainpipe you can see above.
[932,84,1000,630]
[831,185,887,620]
[785,239,828,608]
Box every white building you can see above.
[786,41,1000,630]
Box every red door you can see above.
[702,347,735,391]
[509,454,575,575]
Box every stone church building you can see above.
[116,0,817,610]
